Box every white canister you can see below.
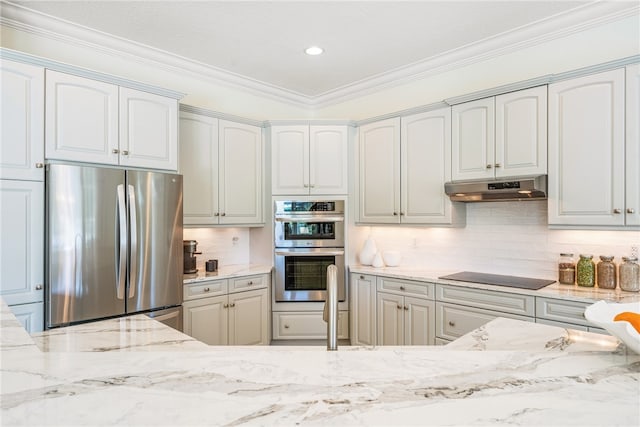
[359,237,377,265]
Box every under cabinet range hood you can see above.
[444,175,547,202]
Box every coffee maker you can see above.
[183,240,201,274]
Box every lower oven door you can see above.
[274,248,345,302]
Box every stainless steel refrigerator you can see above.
[46,163,183,330]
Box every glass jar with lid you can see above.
[596,256,616,289]
[619,257,640,292]
[558,253,576,285]
[576,254,595,287]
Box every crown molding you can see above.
[179,104,265,128]
[1,1,638,109]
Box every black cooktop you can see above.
[438,271,555,290]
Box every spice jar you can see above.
[619,256,640,292]
[558,253,576,285]
[596,256,616,289]
[576,254,595,287]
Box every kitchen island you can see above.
[1,299,638,426]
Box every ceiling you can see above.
[6,1,635,103]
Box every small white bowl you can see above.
[584,300,640,354]
[382,251,401,267]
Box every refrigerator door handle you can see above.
[116,184,127,300]
[127,184,137,299]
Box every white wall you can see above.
[183,228,251,270]
[350,201,640,280]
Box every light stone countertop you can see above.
[182,263,272,285]
[350,265,640,303]
[2,298,639,426]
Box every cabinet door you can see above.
[451,97,495,181]
[358,118,400,223]
[271,125,309,195]
[350,274,376,346]
[183,295,228,345]
[401,108,454,224]
[0,180,44,306]
[309,126,348,195]
[119,87,178,170]
[45,70,118,165]
[626,64,640,226]
[179,112,219,225]
[404,296,435,345]
[0,60,44,181]
[219,120,263,224]
[376,292,403,345]
[548,69,625,226]
[495,86,547,178]
[228,288,268,345]
[9,302,44,333]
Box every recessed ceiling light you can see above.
[305,46,324,56]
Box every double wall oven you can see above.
[274,200,345,302]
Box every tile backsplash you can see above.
[183,227,250,269]
[354,201,640,279]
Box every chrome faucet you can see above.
[323,264,338,351]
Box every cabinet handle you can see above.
[404,306,409,311]
[393,212,398,216]
[400,212,404,216]
[35,285,43,290]
[223,303,228,308]
[494,163,501,168]
[486,164,492,169]
[230,303,235,308]
[360,275,365,279]
[122,150,129,155]
[397,304,402,310]
[284,324,290,329]
[628,208,636,214]
[448,321,456,327]
[613,208,622,214]
[399,286,406,291]
[215,213,220,216]
[221,213,226,217]
[203,287,210,292]
[112,149,119,154]
[35,163,44,169]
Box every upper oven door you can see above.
[274,215,344,248]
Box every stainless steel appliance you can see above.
[274,200,345,302]
[46,163,183,330]
[444,175,547,202]
[183,240,201,274]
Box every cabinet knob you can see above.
[112,149,119,154]
[203,287,210,292]
[230,303,235,308]
[486,164,492,169]
[404,306,409,311]
[396,304,402,310]
[284,324,290,329]
[627,208,635,214]
[215,213,220,216]
[223,303,228,308]
[247,281,253,286]
[400,212,404,216]
[393,212,398,216]
[310,184,315,188]
[35,163,44,169]
[448,321,456,327]
[613,208,622,214]
[494,163,501,168]
[122,150,129,155]
[35,284,43,290]
[304,184,309,188]
[399,286,406,291]
[360,275,365,279]
[221,213,226,217]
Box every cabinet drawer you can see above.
[535,318,588,332]
[229,274,268,293]
[536,297,591,327]
[377,277,434,299]
[183,280,227,301]
[436,284,535,317]
[436,302,532,341]
[272,311,349,340]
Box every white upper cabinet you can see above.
[0,60,44,181]
[548,69,625,226]
[0,180,44,306]
[45,70,119,165]
[626,64,640,226]
[358,118,400,223]
[271,125,348,195]
[180,112,219,225]
[180,111,263,226]
[45,70,178,170]
[218,119,263,225]
[452,86,547,181]
[119,87,178,171]
[495,86,547,178]
[359,111,463,225]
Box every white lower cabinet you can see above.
[183,274,269,345]
[272,311,349,340]
[9,302,44,334]
[377,292,435,345]
[350,273,377,346]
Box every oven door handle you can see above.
[275,249,345,256]
[274,216,344,223]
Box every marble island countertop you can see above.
[2,300,640,425]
